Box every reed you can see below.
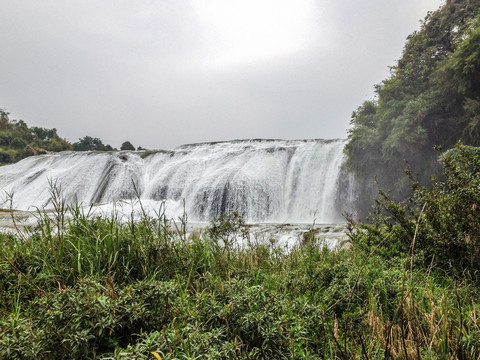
[0,183,479,358]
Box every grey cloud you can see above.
[0,0,444,150]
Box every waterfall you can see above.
[0,139,351,223]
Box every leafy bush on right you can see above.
[351,143,480,277]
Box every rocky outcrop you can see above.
[24,145,47,155]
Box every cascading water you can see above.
[0,139,351,223]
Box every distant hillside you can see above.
[0,109,117,165]
[0,109,72,165]
[345,0,480,216]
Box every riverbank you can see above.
[1,207,479,359]
[0,204,349,250]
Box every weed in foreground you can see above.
[1,166,480,358]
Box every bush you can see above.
[351,143,480,277]
[10,137,26,149]
[207,211,249,249]
[0,133,11,146]
[417,144,480,272]
[0,150,11,164]
[2,183,480,358]
[120,141,135,151]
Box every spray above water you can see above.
[0,139,352,223]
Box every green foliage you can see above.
[0,108,72,164]
[10,136,26,149]
[2,181,480,358]
[207,211,250,249]
[0,150,12,164]
[120,141,135,151]
[416,144,480,273]
[73,135,113,151]
[351,144,480,277]
[0,133,11,146]
[0,107,120,164]
[346,1,480,217]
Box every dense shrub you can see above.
[120,141,135,151]
[2,178,480,358]
[351,143,480,277]
[345,1,480,216]
[0,150,11,164]
[0,209,478,358]
[10,136,26,149]
[0,108,73,165]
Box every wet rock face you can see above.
[335,166,357,220]
[24,145,47,156]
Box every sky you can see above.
[1,0,444,150]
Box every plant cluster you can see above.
[1,153,480,359]
[353,143,480,278]
[72,136,114,152]
[0,109,71,165]
[345,0,480,216]
[0,108,144,165]
[120,141,136,151]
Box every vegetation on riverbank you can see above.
[345,0,480,216]
[1,144,479,359]
[0,108,143,165]
[0,109,72,165]
[2,1,480,358]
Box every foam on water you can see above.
[0,139,350,223]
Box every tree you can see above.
[10,137,27,149]
[0,133,11,146]
[48,138,72,152]
[31,127,58,142]
[353,144,480,276]
[0,107,74,165]
[73,136,112,151]
[0,150,11,164]
[345,1,480,217]
[120,141,135,151]
[0,109,9,130]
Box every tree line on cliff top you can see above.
[0,109,140,165]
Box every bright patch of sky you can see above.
[0,1,444,149]
[191,0,322,69]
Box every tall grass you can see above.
[0,194,480,359]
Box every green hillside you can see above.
[345,0,480,216]
[0,109,119,165]
[0,109,72,165]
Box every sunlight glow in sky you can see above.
[191,0,319,69]
[0,0,445,149]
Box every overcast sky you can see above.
[1,0,444,150]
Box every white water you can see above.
[0,139,350,224]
